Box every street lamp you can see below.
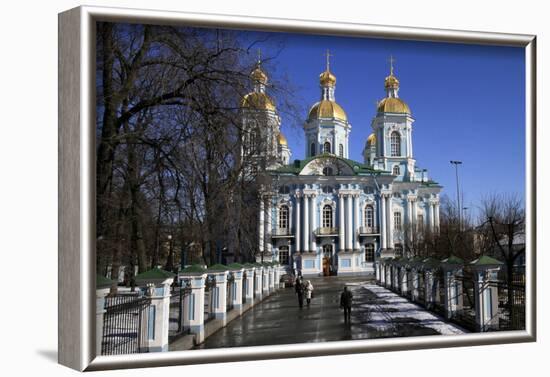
[450,160,463,230]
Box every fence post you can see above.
[255,266,264,301]
[262,266,269,296]
[231,268,245,314]
[470,256,504,331]
[135,268,176,353]
[441,256,464,320]
[400,264,408,295]
[208,269,229,326]
[421,258,440,310]
[268,266,275,292]
[411,267,419,302]
[244,266,255,305]
[95,275,112,356]
[385,263,391,288]
[392,263,399,291]
[178,269,207,344]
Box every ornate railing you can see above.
[314,227,339,236]
[359,226,380,235]
[270,228,294,237]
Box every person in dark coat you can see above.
[340,286,353,323]
[295,278,305,309]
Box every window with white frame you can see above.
[323,141,331,154]
[278,205,289,230]
[390,131,401,157]
[310,142,316,157]
[394,211,402,231]
[278,246,290,265]
[364,205,374,228]
[322,205,333,228]
[365,244,375,262]
[339,144,344,157]
[392,165,400,176]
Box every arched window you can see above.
[278,205,289,230]
[365,244,375,262]
[364,205,374,228]
[322,166,333,176]
[278,246,290,265]
[323,141,331,154]
[393,165,400,175]
[310,142,316,157]
[390,131,401,157]
[322,205,333,228]
[339,144,344,157]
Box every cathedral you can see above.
[240,54,442,277]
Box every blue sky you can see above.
[239,31,525,218]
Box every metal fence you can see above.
[226,277,234,312]
[101,294,151,355]
[453,272,477,331]
[169,286,191,341]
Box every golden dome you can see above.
[367,133,376,144]
[277,132,288,146]
[319,70,336,87]
[308,100,347,121]
[240,92,276,111]
[377,97,411,114]
[384,73,400,89]
[250,66,268,85]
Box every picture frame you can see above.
[58,5,536,371]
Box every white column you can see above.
[412,199,417,230]
[231,269,245,313]
[211,271,229,325]
[380,194,386,249]
[266,197,272,258]
[346,194,352,251]
[143,279,173,352]
[254,268,263,301]
[387,195,394,248]
[354,194,360,251]
[434,201,440,233]
[259,198,265,255]
[96,288,109,356]
[181,274,207,343]
[310,194,317,253]
[339,193,345,252]
[303,194,309,253]
[429,202,435,232]
[295,193,301,254]
[244,268,255,304]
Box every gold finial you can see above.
[325,49,333,71]
[388,55,396,75]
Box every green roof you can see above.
[96,274,114,289]
[442,255,464,265]
[470,255,504,266]
[135,267,175,280]
[227,263,244,270]
[180,264,207,274]
[268,154,388,176]
[422,257,441,269]
[207,263,230,272]
[243,263,257,268]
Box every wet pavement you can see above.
[195,276,464,349]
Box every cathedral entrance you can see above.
[322,244,333,276]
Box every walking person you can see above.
[304,280,314,307]
[340,286,353,324]
[295,277,304,309]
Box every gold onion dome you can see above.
[319,70,336,87]
[277,132,288,146]
[308,100,348,122]
[384,73,400,89]
[367,133,376,144]
[240,92,276,111]
[377,97,410,114]
[250,65,268,85]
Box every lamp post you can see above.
[450,160,463,230]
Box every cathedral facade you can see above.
[240,56,442,277]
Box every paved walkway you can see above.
[195,277,465,349]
